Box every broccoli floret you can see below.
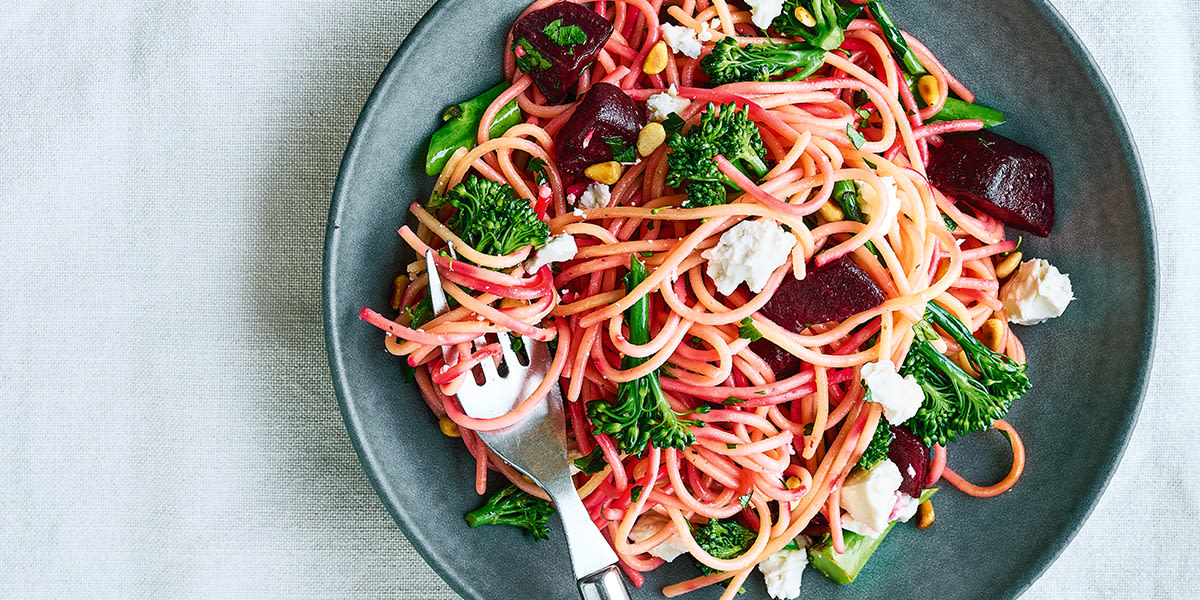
[693,518,758,575]
[700,37,827,86]
[772,0,862,50]
[587,258,709,454]
[901,320,1013,447]
[666,102,767,207]
[926,302,1031,404]
[464,484,555,540]
[430,176,550,257]
[856,416,894,469]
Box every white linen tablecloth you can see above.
[1,1,1196,598]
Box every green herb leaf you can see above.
[722,396,746,406]
[542,19,587,48]
[942,213,958,231]
[605,136,636,163]
[572,447,607,475]
[527,157,549,186]
[513,37,552,73]
[738,317,763,341]
[661,112,687,137]
[738,493,753,509]
[846,124,867,150]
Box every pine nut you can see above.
[794,6,817,27]
[917,75,940,107]
[818,201,845,223]
[785,476,802,490]
[438,417,461,438]
[995,251,1023,279]
[585,161,623,185]
[953,350,980,377]
[979,318,1006,353]
[643,40,669,75]
[637,122,667,157]
[390,275,410,310]
[916,500,935,529]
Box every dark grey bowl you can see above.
[324,1,1157,598]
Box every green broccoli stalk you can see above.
[772,0,863,51]
[926,302,1031,404]
[429,176,550,257]
[855,414,894,469]
[464,484,555,540]
[866,0,926,75]
[700,37,827,86]
[666,102,767,207]
[587,258,709,453]
[693,518,758,575]
[901,320,1012,447]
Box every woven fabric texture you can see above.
[0,1,1196,598]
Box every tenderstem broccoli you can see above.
[587,258,709,453]
[926,302,1031,404]
[901,319,1012,447]
[464,484,555,540]
[700,37,827,86]
[429,176,550,257]
[856,415,894,470]
[693,518,758,575]
[772,0,863,51]
[666,102,767,208]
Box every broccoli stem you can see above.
[867,1,926,76]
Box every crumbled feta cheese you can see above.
[839,514,881,538]
[758,548,808,599]
[524,234,578,273]
[578,182,611,209]
[861,359,924,425]
[840,459,903,534]
[646,84,691,122]
[629,515,689,562]
[745,0,786,30]
[697,19,714,42]
[572,208,586,217]
[890,493,921,523]
[1000,258,1074,326]
[702,219,796,296]
[661,23,702,59]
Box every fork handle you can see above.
[578,565,631,600]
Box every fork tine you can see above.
[499,334,523,372]
[424,249,450,317]
[477,350,500,381]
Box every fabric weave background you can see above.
[1,1,1196,598]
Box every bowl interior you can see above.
[324,1,1156,598]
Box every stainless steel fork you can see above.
[424,249,630,600]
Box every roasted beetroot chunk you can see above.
[749,338,804,380]
[758,257,885,333]
[510,3,613,105]
[554,82,646,180]
[927,130,1055,237]
[887,425,929,497]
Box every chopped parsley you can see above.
[513,37,551,73]
[605,136,636,163]
[542,19,587,48]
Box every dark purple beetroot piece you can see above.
[887,425,929,497]
[511,3,613,105]
[555,82,646,180]
[749,338,804,380]
[758,257,884,333]
[927,130,1055,237]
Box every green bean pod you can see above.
[424,82,523,176]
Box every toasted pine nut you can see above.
[916,500,935,529]
[818,201,845,223]
[794,6,817,27]
[953,350,980,377]
[917,75,941,107]
[979,318,1006,353]
[390,275,411,310]
[637,122,667,157]
[643,40,669,75]
[785,476,802,490]
[585,161,622,185]
[995,251,1023,279]
[438,417,461,438]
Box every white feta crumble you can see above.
[745,0,786,30]
[578,182,611,209]
[661,23,702,59]
[572,208,586,217]
[697,19,715,42]
[646,84,692,122]
[758,548,808,599]
[890,493,921,523]
[839,513,882,538]
[629,515,689,562]
[840,459,903,534]
[1000,258,1074,326]
[524,234,577,273]
[860,359,924,425]
[702,219,796,296]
